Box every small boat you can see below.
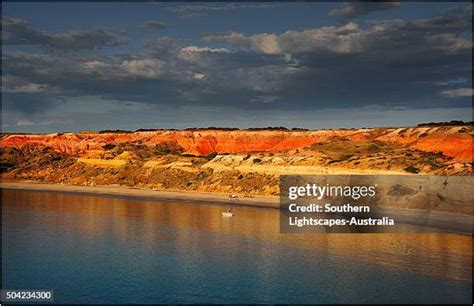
[228,194,239,200]
[222,209,234,217]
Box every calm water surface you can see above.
[2,189,472,303]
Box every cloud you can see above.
[141,20,168,29]
[2,16,125,50]
[78,57,174,80]
[193,73,206,80]
[433,78,468,86]
[234,66,297,92]
[168,3,282,18]
[2,91,59,114]
[440,88,474,97]
[201,23,365,55]
[329,2,400,19]
[2,76,47,93]
[2,5,472,119]
[119,59,166,78]
[178,46,232,61]
[180,46,231,53]
[144,37,184,58]
[249,96,280,103]
[204,5,472,57]
[16,119,35,126]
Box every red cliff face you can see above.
[412,134,472,162]
[1,126,472,162]
[374,127,473,162]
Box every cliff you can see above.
[2,126,472,161]
[1,125,472,199]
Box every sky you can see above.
[1,1,473,132]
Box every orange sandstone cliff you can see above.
[1,125,472,197]
[2,126,472,161]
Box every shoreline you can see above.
[1,180,472,234]
[0,180,280,209]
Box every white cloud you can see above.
[204,23,369,55]
[119,59,166,78]
[81,60,108,71]
[249,33,281,54]
[193,73,206,80]
[180,46,231,53]
[440,88,474,97]
[178,45,232,62]
[79,58,168,79]
[16,119,35,126]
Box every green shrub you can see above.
[424,157,442,168]
[182,154,197,158]
[404,166,420,174]
[205,152,218,160]
[102,144,116,150]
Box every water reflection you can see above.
[3,189,472,282]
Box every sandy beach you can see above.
[0,180,280,209]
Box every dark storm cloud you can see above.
[2,47,291,114]
[2,4,472,117]
[372,4,472,36]
[329,2,401,19]
[2,16,125,50]
[2,50,198,112]
[2,52,54,79]
[141,20,168,29]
